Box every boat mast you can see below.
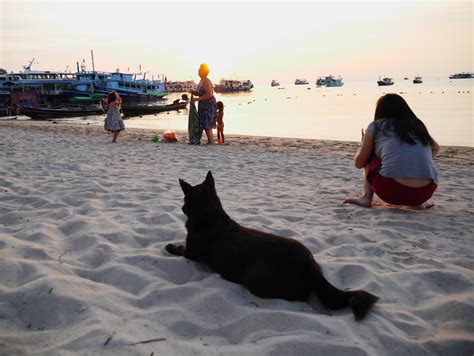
[91,50,95,72]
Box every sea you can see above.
[77,78,473,147]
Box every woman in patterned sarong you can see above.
[191,63,217,144]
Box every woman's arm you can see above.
[354,129,375,169]
[430,138,440,157]
[196,79,214,101]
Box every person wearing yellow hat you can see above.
[191,63,217,144]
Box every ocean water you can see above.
[87,78,473,147]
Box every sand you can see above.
[0,121,473,355]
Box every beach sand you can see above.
[1,121,473,355]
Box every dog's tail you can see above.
[310,265,379,320]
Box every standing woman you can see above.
[191,63,217,144]
[344,94,440,208]
[104,91,125,143]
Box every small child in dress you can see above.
[104,91,125,143]
[216,101,225,144]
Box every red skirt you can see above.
[367,156,437,206]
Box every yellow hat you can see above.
[199,63,210,76]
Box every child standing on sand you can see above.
[216,101,225,144]
[104,91,125,143]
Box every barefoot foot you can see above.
[344,196,372,208]
[414,201,435,210]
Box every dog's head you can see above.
[179,171,223,218]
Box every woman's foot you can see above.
[344,195,372,208]
[414,201,435,210]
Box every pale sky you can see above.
[0,0,472,84]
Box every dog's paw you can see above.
[166,243,185,256]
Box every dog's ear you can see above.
[179,179,192,195]
[204,170,215,188]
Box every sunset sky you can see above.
[1,0,472,84]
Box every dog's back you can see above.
[166,171,379,320]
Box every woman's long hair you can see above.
[374,94,434,146]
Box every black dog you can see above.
[166,171,379,320]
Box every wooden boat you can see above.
[121,99,188,117]
[20,105,104,119]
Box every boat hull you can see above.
[121,101,188,117]
[21,106,104,120]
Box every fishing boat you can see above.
[214,79,253,93]
[271,80,280,87]
[294,79,309,85]
[316,75,343,87]
[0,59,76,98]
[66,51,167,99]
[413,76,423,84]
[73,70,168,99]
[20,105,104,120]
[449,72,473,79]
[121,96,189,117]
[377,77,394,86]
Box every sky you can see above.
[0,0,472,84]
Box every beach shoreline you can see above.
[1,120,473,165]
[1,122,473,355]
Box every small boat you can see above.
[20,105,104,119]
[214,79,253,93]
[271,80,280,87]
[413,76,423,84]
[121,98,188,117]
[449,72,473,79]
[317,75,343,87]
[377,76,394,86]
[294,79,309,85]
[404,77,409,80]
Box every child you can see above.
[216,101,225,144]
[104,91,125,143]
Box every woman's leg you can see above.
[112,131,120,143]
[344,165,374,207]
[205,129,214,144]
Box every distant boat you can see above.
[404,77,409,80]
[294,79,309,85]
[413,76,423,84]
[316,75,344,87]
[449,72,473,79]
[214,79,253,93]
[271,80,280,87]
[377,76,394,86]
[166,80,197,93]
